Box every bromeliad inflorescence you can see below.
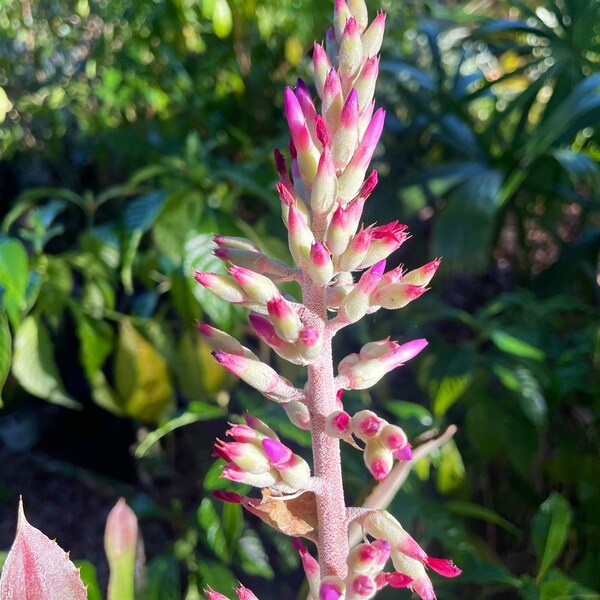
[194,1,461,598]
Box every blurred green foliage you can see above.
[1,0,599,598]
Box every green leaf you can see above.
[386,400,434,426]
[11,316,80,409]
[532,493,573,582]
[446,501,522,538]
[539,569,600,600]
[238,528,274,579]
[197,559,237,592]
[198,498,229,562]
[73,561,102,600]
[0,238,29,327]
[489,330,545,360]
[212,0,233,38]
[0,311,10,406]
[435,439,465,494]
[144,555,181,600]
[221,502,243,556]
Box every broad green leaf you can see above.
[144,556,181,600]
[435,439,465,493]
[198,498,229,562]
[212,0,232,38]
[114,318,175,423]
[221,502,243,556]
[203,460,232,491]
[37,256,73,320]
[74,561,102,600]
[532,493,573,582]
[0,238,29,328]
[386,401,434,426]
[0,312,10,406]
[74,310,114,378]
[446,501,521,537]
[489,330,545,360]
[12,316,80,409]
[494,365,547,427]
[238,528,274,579]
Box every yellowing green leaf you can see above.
[212,0,232,38]
[115,318,175,423]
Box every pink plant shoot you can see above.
[195,0,461,598]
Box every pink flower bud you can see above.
[326,204,352,256]
[347,539,391,575]
[267,296,302,343]
[378,424,409,454]
[221,463,279,488]
[375,571,412,589]
[212,490,243,504]
[364,439,394,481]
[283,400,311,429]
[402,258,441,286]
[197,323,258,360]
[228,265,280,304]
[339,17,363,85]
[325,409,352,439]
[235,585,260,600]
[344,169,378,235]
[0,499,87,600]
[338,259,386,323]
[215,439,271,474]
[323,68,344,136]
[262,437,293,467]
[287,202,315,269]
[395,444,413,461]
[213,235,261,253]
[355,56,379,111]
[212,351,301,402]
[295,541,320,599]
[338,108,385,201]
[320,576,346,600]
[347,574,377,599]
[351,409,386,440]
[348,0,369,31]
[338,226,372,272]
[313,43,332,99]
[296,77,317,138]
[331,88,360,171]
[334,0,352,40]
[358,99,375,139]
[391,551,435,600]
[358,338,397,360]
[359,221,409,268]
[194,271,248,305]
[372,282,428,310]
[205,587,231,600]
[297,326,323,363]
[308,242,334,286]
[426,557,462,578]
[315,114,330,147]
[310,147,337,217]
[361,11,386,58]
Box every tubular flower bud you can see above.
[214,439,272,474]
[338,108,385,201]
[296,78,318,142]
[213,235,261,253]
[348,0,369,31]
[364,439,394,481]
[374,571,413,589]
[235,585,260,600]
[205,587,231,600]
[287,202,315,268]
[355,56,379,111]
[311,147,338,217]
[228,266,280,304]
[297,326,324,363]
[295,541,321,599]
[359,222,409,269]
[326,204,352,256]
[212,351,301,402]
[283,400,311,430]
[309,242,335,286]
[361,11,386,58]
[245,413,280,438]
[267,296,302,343]
[313,43,332,99]
[326,283,353,310]
[221,464,279,488]
[345,169,378,232]
[358,338,397,360]
[372,282,428,310]
[325,410,354,445]
[339,17,363,86]
[284,87,320,184]
[320,576,346,600]
[347,574,377,599]
[338,259,386,323]
[350,409,386,441]
[333,0,352,42]
[277,181,310,228]
[391,552,435,600]
[214,248,294,282]
[194,271,248,305]
[323,68,344,136]
[332,88,360,171]
[197,323,258,360]
[378,424,410,457]
[278,452,312,489]
[338,226,372,272]
[347,539,391,575]
[402,258,441,286]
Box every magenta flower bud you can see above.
[426,557,462,578]
[378,424,409,454]
[338,108,385,201]
[361,11,386,58]
[274,147,288,179]
[297,326,323,363]
[333,0,352,41]
[326,25,340,66]
[364,439,394,481]
[391,552,435,600]
[379,264,404,288]
[331,88,360,171]
[194,271,248,305]
[249,312,285,350]
[284,87,320,183]
[197,323,258,360]
[214,439,271,474]
[262,437,293,467]
[315,114,330,147]
[359,221,409,268]
[205,587,231,600]
[347,539,391,575]
[212,351,301,402]
[313,42,332,99]
[308,242,334,286]
[325,409,352,439]
[348,0,369,31]
[267,296,302,343]
[402,258,441,286]
[287,202,315,268]
[221,464,279,487]
[351,409,386,440]
[355,55,379,111]
[215,248,293,282]
[212,490,243,504]
[339,17,363,85]
[338,226,372,272]
[213,235,261,253]
[320,576,346,600]
[310,147,337,217]
[283,400,311,429]
[296,77,317,138]
[295,541,321,599]
[338,259,386,323]
[395,444,413,461]
[228,265,280,304]
[323,68,344,136]
[375,571,413,589]
[347,574,377,599]
[235,585,260,600]
[372,282,428,310]
[227,423,267,445]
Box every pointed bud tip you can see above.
[426,557,462,578]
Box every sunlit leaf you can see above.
[198,498,229,562]
[12,316,80,409]
[0,311,10,406]
[238,529,274,579]
[494,365,547,427]
[212,0,233,38]
[436,439,465,493]
[489,330,544,360]
[0,238,29,328]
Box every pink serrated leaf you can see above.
[0,498,88,600]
